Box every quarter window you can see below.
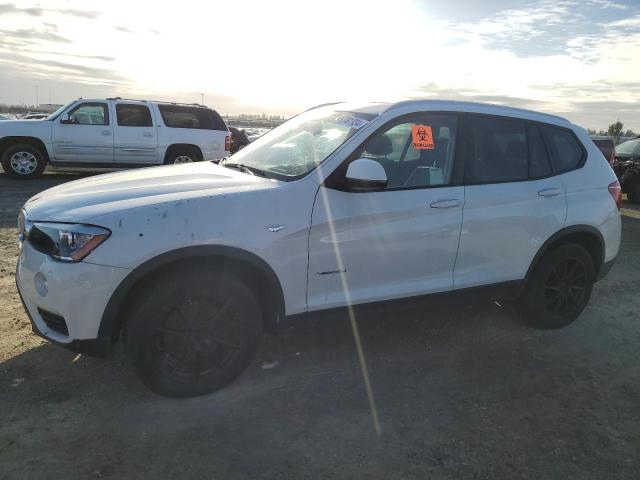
[355,114,458,189]
[116,104,152,127]
[67,103,108,125]
[158,105,227,131]
[468,116,528,183]
[541,126,584,172]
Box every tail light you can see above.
[224,135,231,151]
[608,180,622,210]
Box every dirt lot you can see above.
[1,170,639,479]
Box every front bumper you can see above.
[16,242,130,356]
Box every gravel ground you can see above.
[1,170,639,479]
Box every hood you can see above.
[24,162,277,222]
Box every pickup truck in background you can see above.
[0,98,230,178]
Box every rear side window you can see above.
[540,126,584,173]
[527,123,552,179]
[158,105,227,131]
[116,104,152,127]
[468,115,528,183]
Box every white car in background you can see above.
[16,100,621,397]
[0,98,230,178]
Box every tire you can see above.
[165,147,201,165]
[124,266,262,397]
[517,243,595,329]
[1,143,46,179]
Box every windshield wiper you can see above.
[223,162,268,177]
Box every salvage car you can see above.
[613,138,640,203]
[0,98,230,178]
[16,100,621,397]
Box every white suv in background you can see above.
[16,100,622,397]
[0,98,230,178]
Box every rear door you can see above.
[113,102,158,164]
[51,102,113,163]
[454,114,567,289]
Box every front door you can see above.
[113,102,159,164]
[51,102,113,163]
[307,112,464,311]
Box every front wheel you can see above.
[1,143,47,179]
[124,267,262,397]
[517,243,595,329]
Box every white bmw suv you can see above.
[16,100,622,397]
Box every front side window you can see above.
[223,107,375,180]
[116,104,152,127]
[541,125,584,172]
[67,103,108,125]
[353,114,458,189]
[468,116,528,184]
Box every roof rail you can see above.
[104,97,206,107]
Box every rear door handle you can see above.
[538,188,561,197]
[430,199,460,209]
[101,130,112,136]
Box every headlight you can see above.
[28,222,111,262]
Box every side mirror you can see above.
[345,158,387,191]
[60,113,72,124]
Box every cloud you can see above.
[0,28,72,44]
[448,0,640,60]
[0,3,98,18]
[115,26,132,33]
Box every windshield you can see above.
[46,101,75,121]
[615,140,640,156]
[223,107,376,180]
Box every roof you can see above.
[333,99,571,126]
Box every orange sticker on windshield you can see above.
[412,125,434,150]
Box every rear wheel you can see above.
[124,266,262,397]
[165,147,201,164]
[1,143,46,179]
[518,243,595,329]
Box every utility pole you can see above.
[35,85,39,108]
[200,93,204,105]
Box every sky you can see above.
[0,0,639,130]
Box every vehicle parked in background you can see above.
[0,114,13,121]
[16,100,621,397]
[0,98,230,178]
[613,138,640,203]
[244,127,270,142]
[228,126,250,154]
[21,113,49,120]
[592,138,615,165]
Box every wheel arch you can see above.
[98,245,286,344]
[522,225,605,293]
[163,143,203,163]
[0,136,50,163]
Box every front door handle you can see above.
[430,199,460,209]
[101,130,112,136]
[143,132,154,137]
[538,188,561,197]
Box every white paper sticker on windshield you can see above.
[336,116,369,130]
